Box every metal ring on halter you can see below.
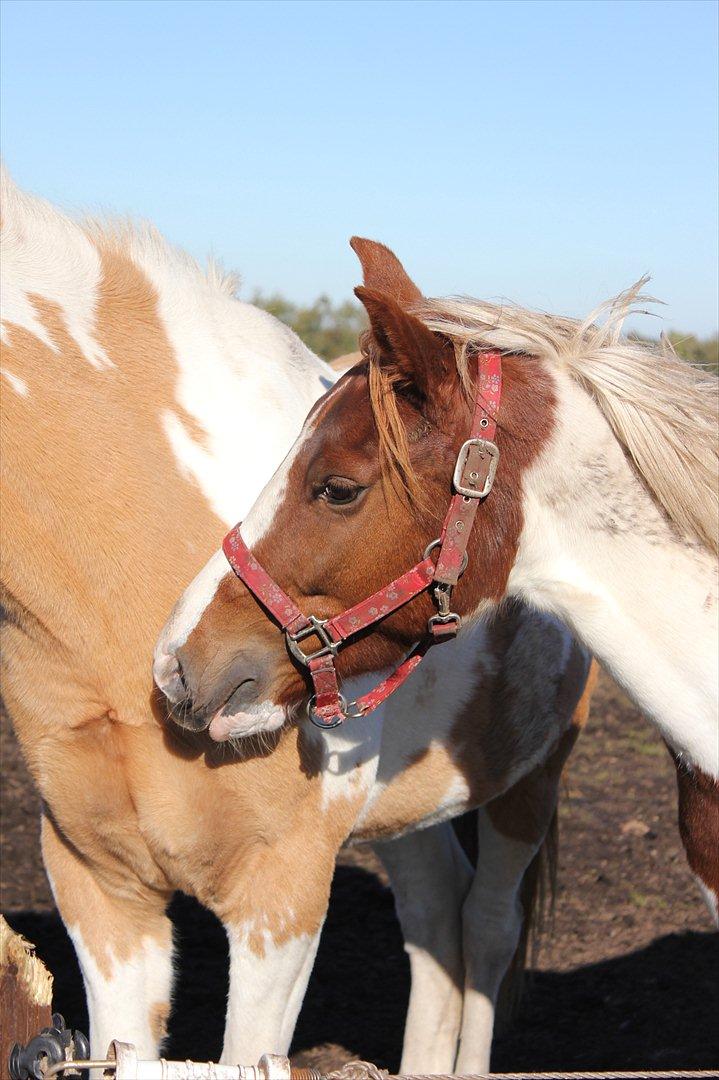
[423,538,469,576]
[307,694,346,729]
[307,693,366,728]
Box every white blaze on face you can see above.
[153,418,317,726]
[153,549,231,697]
[153,365,333,732]
[239,412,317,548]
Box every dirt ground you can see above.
[1,669,717,1074]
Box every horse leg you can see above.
[215,844,336,1065]
[670,750,719,924]
[41,812,174,1059]
[455,715,584,1073]
[372,822,473,1073]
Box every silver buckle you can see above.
[453,438,499,499]
[428,582,461,633]
[428,611,461,633]
[286,616,339,666]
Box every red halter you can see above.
[223,353,502,729]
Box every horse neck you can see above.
[506,368,718,778]
[1,185,334,678]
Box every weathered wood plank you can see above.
[0,914,53,1076]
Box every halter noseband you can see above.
[222,353,502,729]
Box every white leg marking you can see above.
[455,809,542,1074]
[68,929,173,1059]
[375,825,473,1073]
[221,924,323,1064]
[693,875,719,926]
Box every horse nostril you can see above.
[229,677,259,708]
[176,657,189,694]
[154,649,190,706]
[171,702,212,732]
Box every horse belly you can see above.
[348,743,473,842]
[347,607,590,845]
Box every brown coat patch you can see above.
[671,751,719,909]
[1,246,358,962]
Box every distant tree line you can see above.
[254,292,718,374]
[252,292,366,362]
[663,332,718,375]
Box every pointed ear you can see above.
[355,286,456,411]
[350,237,423,307]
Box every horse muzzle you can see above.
[153,644,273,738]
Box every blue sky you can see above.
[2,0,717,335]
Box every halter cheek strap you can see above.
[222,352,502,728]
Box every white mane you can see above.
[420,284,719,555]
[0,164,239,305]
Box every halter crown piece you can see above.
[223,353,502,729]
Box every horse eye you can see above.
[318,477,363,507]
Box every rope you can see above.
[37,1057,719,1080]
[324,1068,715,1080]
[326,1067,388,1080]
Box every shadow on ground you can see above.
[6,864,718,1073]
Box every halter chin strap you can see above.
[223,352,502,728]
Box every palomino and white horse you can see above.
[2,172,593,1073]
[156,243,718,932]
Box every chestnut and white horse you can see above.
[2,172,592,1073]
[157,240,718,924]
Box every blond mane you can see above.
[367,280,718,554]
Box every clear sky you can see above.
[2,0,717,335]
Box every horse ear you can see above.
[350,237,423,307]
[354,286,455,408]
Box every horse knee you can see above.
[40,813,174,1056]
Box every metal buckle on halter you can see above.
[453,438,500,499]
[286,616,339,666]
[428,611,461,633]
[428,582,461,634]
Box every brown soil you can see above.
[1,671,717,1073]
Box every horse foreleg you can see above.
[456,712,582,1074]
[41,812,174,1059]
[670,749,719,924]
[373,822,473,1073]
[454,805,546,1073]
[220,923,323,1065]
[215,846,335,1065]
